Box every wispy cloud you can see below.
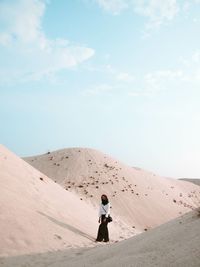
[93,0,200,30]
[83,83,117,95]
[94,0,179,23]
[84,62,135,83]
[133,0,179,29]
[83,57,200,98]
[0,0,95,84]
[117,72,135,82]
[95,0,129,15]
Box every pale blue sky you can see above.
[1,0,200,178]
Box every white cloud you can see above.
[94,0,200,30]
[94,0,180,25]
[144,69,183,92]
[128,91,151,97]
[82,64,200,98]
[0,0,95,83]
[0,33,12,46]
[117,72,135,82]
[83,84,116,95]
[133,0,179,29]
[145,69,183,82]
[95,0,129,14]
[192,50,200,63]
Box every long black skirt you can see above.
[96,214,109,242]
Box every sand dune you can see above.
[25,148,200,233]
[1,209,200,267]
[0,145,101,257]
[180,178,200,187]
[1,144,200,264]
[0,145,142,257]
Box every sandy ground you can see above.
[25,147,200,231]
[0,144,152,257]
[1,144,200,265]
[0,145,120,257]
[1,209,200,267]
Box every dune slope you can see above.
[180,178,200,187]
[0,145,101,257]
[25,148,200,233]
[1,209,200,267]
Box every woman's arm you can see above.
[105,203,111,218]
[98,204,102,222]
[98,205,101,218]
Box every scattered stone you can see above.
[54,234,62,239]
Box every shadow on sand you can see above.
[37,211,95,242]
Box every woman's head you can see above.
[101,194,109,205]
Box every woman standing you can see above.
[96,194,111,242]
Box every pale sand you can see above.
[0,145,102,257]
[25,147,200,232]
[0,144,147,257]
[1,209,200,267]
[1,144,200,265]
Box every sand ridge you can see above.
[0,145,104,256]
[25,148,200,232]
[1,144,200,260]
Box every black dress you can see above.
[96,214,109,242]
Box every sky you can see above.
[1,0,200,179]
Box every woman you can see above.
[96,194,111,242]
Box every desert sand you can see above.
[0,145,102,257]
[25,148,200,231]
[1,144,200,266]
[1,209,200,267]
